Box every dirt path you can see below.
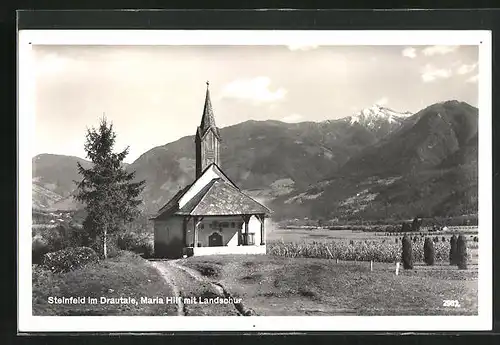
[150,260,248,316]
[149,261,185,316]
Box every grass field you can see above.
[177,254,478,316]
[32,251,178,316]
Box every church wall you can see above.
[153,217,184,258]
[185,215,265,248]
[248,215,263,245]
[186,216,241,247]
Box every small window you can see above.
[200,224,204,229]
[231,222,235,228]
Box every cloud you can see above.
[375,97,389,106]
[402,47,417,59]
[287,44,319,51]
[221,76,287,103]
[421,64,452,83]
[466,74,479,83]
[456,62,478,75]
[281,113,303,123]
[35,52,71,76]
[422,45,459,56]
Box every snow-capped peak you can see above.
[348,104,413,129]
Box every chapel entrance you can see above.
[208,232,223,247]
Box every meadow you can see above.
[178,254,478,316]
[31,210,479,317]
[32,251,178,316]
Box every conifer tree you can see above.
[424,237,435,266]
[402,234,413,269]
[74,117,146,259]
[449,234,458,265]
[457,235,468,270]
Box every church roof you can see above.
[154,184,192,217]
[198,83,221,139]
[176,178,271,216]
[153,177,271,219]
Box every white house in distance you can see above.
[152,82,272,259]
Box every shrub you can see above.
[41,247,99,273]
[423,237,435,266]
[449,235,458,265]
[117,231,154,258]
[402,235,413,269]
[401,222,411,233]
[442,236,446,242]
[32,236,49,264]
[457,235,468,270]
[32,222,92,262]
[32,264,52,286]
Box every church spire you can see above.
[195,81,222,178]
[200,81,217,134]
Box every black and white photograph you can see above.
[18,30,492,332]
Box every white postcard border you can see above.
[18,29,492,332]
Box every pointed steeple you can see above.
[200,81,217,133]
[195,81,222,178]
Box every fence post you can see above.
[370,260,373,272]
[395,262,400,276]
[326,246,334,260]
[336,258,339,264]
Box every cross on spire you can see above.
[200,81,217,133]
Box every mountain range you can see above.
[32,100,478,222]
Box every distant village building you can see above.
[152,82,272,258]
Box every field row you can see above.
[267,240,474,263]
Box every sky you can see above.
[34,44,479,163]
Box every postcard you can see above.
[18,29,492,332]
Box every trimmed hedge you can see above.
[42,247,99,273]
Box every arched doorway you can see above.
[208,232,223,247]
